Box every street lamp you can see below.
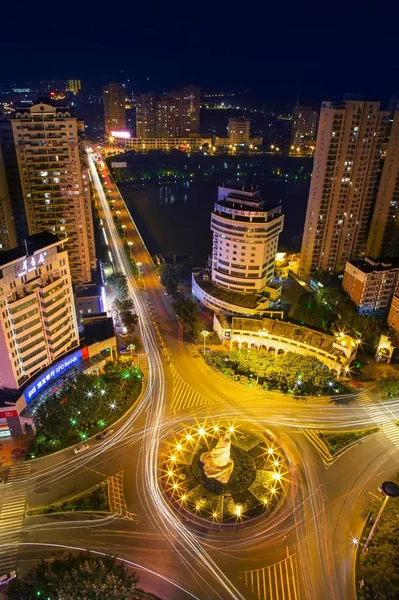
[121,224,127,238]
[362,481,399,554]
[136,261,142,278]
[201,330,210,354]
[127,241,133,258]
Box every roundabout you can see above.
[161,423,290,524]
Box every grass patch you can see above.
[319,429,378,455]
[27,482,109,516]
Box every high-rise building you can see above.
[135,93,157,138]
[291,105,318,147]
[0,102,96,284]
[228,118,251,145]
[104,83,126,135]
[299,100,397,280]
[211,187,284,293]
[192,186,284,316]
[184,86,201,134]
[366,110,399,259]
[0,232,79,391]
[135,86,200,139]
[66,80,81,94]
[0,145,17,250]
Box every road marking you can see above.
[170,367,210,413]
[239,554,299,600]
[0,463,31,573]
[187,343,198,355]
[356,391,399,449]
[299,430,334,468]
[107,471,137,522]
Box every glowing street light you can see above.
[136,261,142,278]
[127,240,133,258]
[362,481,399,554]
[201,330,210,355]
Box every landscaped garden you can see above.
[28,358,142,459]
[204,349,348,395]
[27,482,109,516]
[318,429,379,456]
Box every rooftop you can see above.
[195,272,268,309]
[81,317,115,346]
[0,232,62,268]
[75,283,102,299]
[346,257,399,274]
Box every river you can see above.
[119,157,312,265]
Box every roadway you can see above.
[0,151,398,599]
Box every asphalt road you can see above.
[1,151,398,600]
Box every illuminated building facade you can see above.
[300,101,399,280]
[291,105,318,147]
[0,145,17,250]
[388,293,399,334]
[66,79,81,94]
[228,118,250,145]
[135,86,200,139]
[343,258,399,314]
[193,187,284,315]
[2,102,96,284]
[122,136,211,152]
[104,83,126,135]
[0,232,79,392]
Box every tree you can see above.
[120,310,138,333]
[378,375,399,398]
[107,272,128,301]
[8,551,140,600]
[172,297,202,339]
[358,475,399,600]
[159,263,180,296]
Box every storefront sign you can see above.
[24,349,83,403]
[0,410,18,418]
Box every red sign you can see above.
[0,410,18,418]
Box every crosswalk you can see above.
[0,463,31,573]
[171,367,210,413]
[187,343,199,355]
[239,554,300,600]
[356,391,399,449]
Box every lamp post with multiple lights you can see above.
[201,330,210,355]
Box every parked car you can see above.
[0,571,16,586]
[97,429,114,440]
[74,443,89,455]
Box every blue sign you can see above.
[24,349,83,403]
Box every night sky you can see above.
[2,6,399,104]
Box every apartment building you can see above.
[300,101,399,280]
[0,232,79,392]
[291,105,318,147]
[0,102,96,284]
[228,118,251,145]
[104,83,126,135]
[342,258,399,314]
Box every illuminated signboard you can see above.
[24,349,83,403]
[16,252,47,278]
[110,131,131,139]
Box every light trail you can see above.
[89,153,247,599]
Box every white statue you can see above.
[200,432,234,484]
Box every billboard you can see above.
[24,349,83,403]
[110,131,131,139]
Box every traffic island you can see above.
[161,423,289,525]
